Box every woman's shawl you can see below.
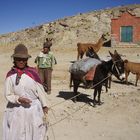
[6,67,42,85]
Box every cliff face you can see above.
[0,4,140,48]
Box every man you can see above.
[35,39,57,94]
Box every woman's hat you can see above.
[11,44,31,58]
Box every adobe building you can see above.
[111,9,140,47]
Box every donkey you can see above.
[69,47,101,89]
[86,47,101,60]
[86,48,125,92]
[86,47,110,92]
[77,32,109,60]
[124,59,140,86]
[70,50,125,106]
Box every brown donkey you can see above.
[124,59,140,86]
[77,33,109,60]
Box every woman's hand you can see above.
[43,106,49,114]
[18,97,32,105]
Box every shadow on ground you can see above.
[57,91,93,104]
[112,80,134,86]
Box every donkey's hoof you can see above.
[98,102,104,105]
[73,98,77,103]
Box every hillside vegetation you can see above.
[0,4,140,49]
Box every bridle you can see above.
[111,59,123,76]
[88,50,94,57]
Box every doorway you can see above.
[121,26,133,42]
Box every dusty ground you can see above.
[0,46,140,140]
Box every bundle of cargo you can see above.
[69,58,101,75]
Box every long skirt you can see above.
[3,100,48,140]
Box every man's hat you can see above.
[43,38,52,48]
[11,44,31,58]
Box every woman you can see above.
[3,44,49,140]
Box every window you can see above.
[121,26,133,42]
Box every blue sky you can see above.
[0,0,139,35]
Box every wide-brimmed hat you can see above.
[11,44,31,58]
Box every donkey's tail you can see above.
[69,73,73,89]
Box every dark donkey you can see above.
[86,47,110,92]
[86,48,125,92]
[70,50,125,106]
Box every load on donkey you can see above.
[69,50,125,106]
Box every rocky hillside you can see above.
[0,4,140,49]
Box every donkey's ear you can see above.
[114,50,119,55]
[124,59,128,63]
[46,38,49,41]
[109,51,113,57]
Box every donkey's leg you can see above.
[97,86,102,105]
[104,79,108,93]
[73,80,81,102]
[69,73,73,88]
[125,71,130,85]
[108,75,112,89]
[135,74,139,86]
[77,53,80,60]
[80,52,84,59]
[93,88,98,106]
